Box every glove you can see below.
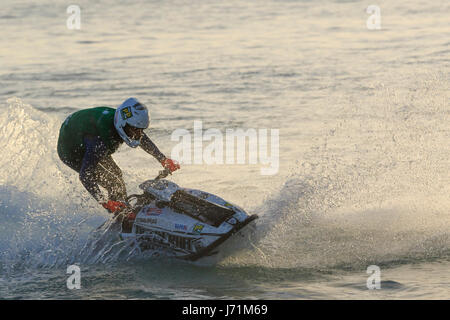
[102,200,127,214]
[161,158,180,173]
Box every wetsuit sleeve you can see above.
[79,136,108,203]
[139,133,166,163]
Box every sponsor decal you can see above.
[174,223,188,231]
[193,223,204,234]
[135,228,195,251]
[137,218,157,224]
[121,107,133,120]
[144,207,163,216]
[224,202,233,208]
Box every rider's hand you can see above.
[102,200,127,214]
[161,158,180,173]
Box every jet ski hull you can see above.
[117,178,258,261]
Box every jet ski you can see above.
[114,169,258,261]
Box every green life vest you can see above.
[57,107,122,163]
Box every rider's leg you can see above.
[94,155,127,202]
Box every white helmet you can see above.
[114,98,150,148]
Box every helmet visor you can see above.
[124,124,144,141]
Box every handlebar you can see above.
[123,167,172,207]
[155,167,172,180]
[117,168,174,217]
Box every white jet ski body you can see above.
[118,175,258,261]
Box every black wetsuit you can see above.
[57,107,165,202]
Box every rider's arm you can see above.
[140,134,180,173]
[79,136,108,203]
[139,133,167,163]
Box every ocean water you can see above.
[0,0,449,299]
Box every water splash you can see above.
[0,81,448,274]
[221,72,450,270]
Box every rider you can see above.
[57,97,180,214]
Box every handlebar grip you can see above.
[155,167,171,180]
